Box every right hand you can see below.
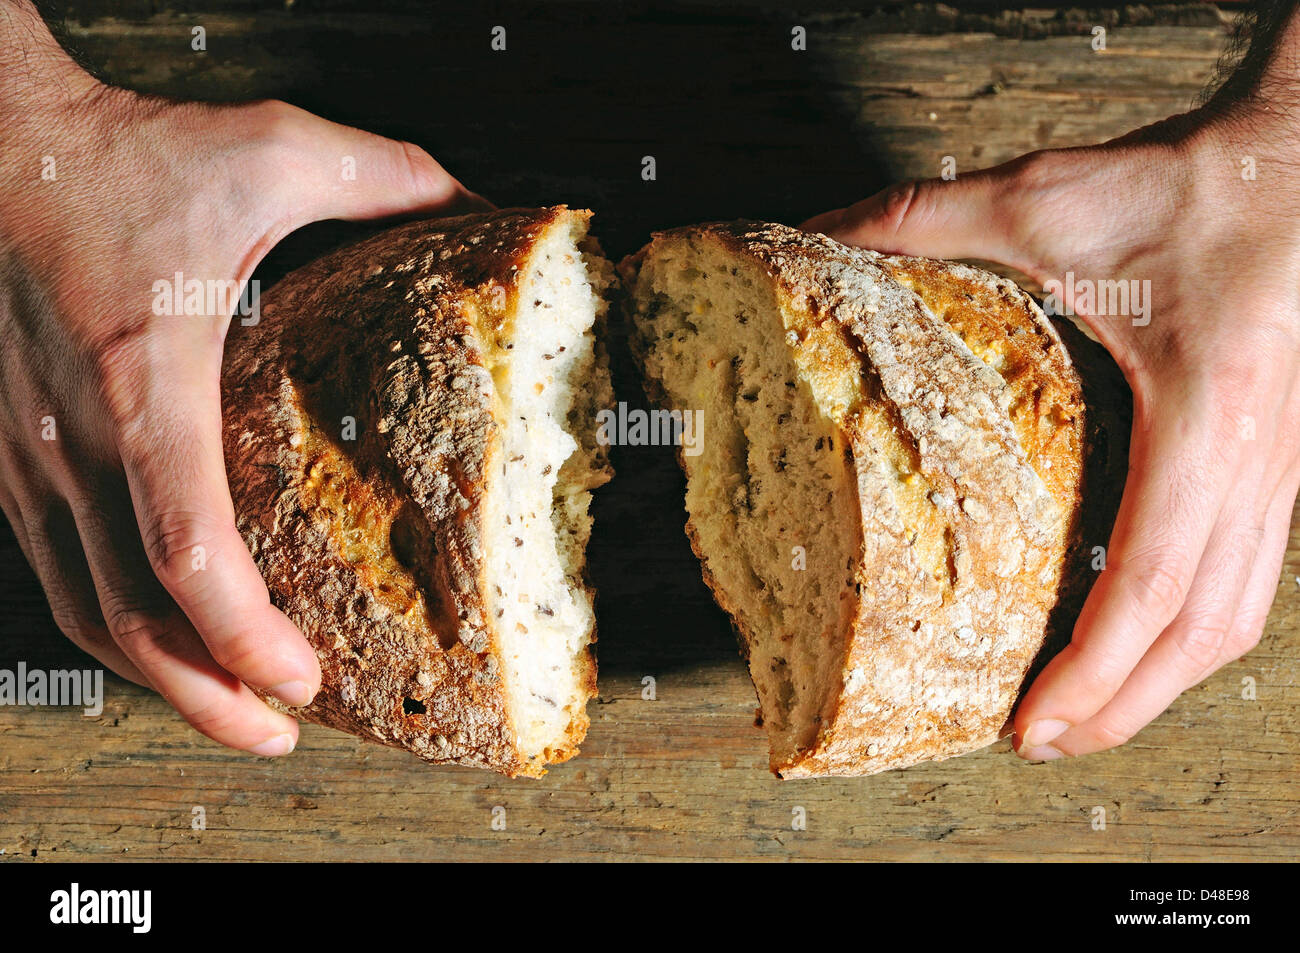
[0,4,488,755]
[802,107,1300,763]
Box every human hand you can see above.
[0,1,487,755]
[802,105,1300,761]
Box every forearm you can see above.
[0,0,122,264]
[0,1,96,109]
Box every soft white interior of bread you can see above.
[632,236,860,766]
[485,217,612,763]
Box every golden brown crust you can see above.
[221,206,598,778]
[872,255,1085,510]
[626,221,1123,778]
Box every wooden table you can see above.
[2,1,1295,861]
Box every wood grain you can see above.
[2,4,1296,861]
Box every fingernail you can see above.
[1022,718,1070,748]
[1018,743,1065,762]
[269,680,316,708]
[248,733,296,757]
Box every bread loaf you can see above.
[623,221,1125,778]
[221,207,614,777]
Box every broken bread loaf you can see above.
[624,221,1118,778]
[222,207,614,777]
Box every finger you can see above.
[0,479,33,568]
[111,346,320,707]
[22,498,149,687]
[251,101,493,228]
[1013,413,1234,757]
[1220,476,1299,666]
[800,167,1024,264]
[72,494,300,755]
[0,451,148,685]
[1042,489,1267,758]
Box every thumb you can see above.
[801,167,1023,265]
[249,101,493,228]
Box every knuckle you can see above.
[1089,718,1139,751]
[21,527,113,651]
[96,341,157,438]
[140,510,216,591]
[207,630,264,676]
[396,140,461,206]
[182,701,244,744]
[49,601,108,650]
[1072,643,1134,697]
[1224,617,1265,660]
[1118,553,1192,626]
[878,180,923,235]
[106,606,181,667]
[1170,618,1230,674]
[995,150,1071,248]
[1003,148,1070,195]
[1227,634,1263,663]
[244,99,307,154]
[1203,376,1259,439]
[227,100,315,189]
[1211,356,1262,398]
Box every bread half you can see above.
[623,221,1117,778]
[222,207,614,777]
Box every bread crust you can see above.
[221,207,602,778]
[625,221,1125,778]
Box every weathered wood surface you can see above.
[2,4,1297,861]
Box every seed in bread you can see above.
[623,220,1119,778]
[221,207,614,777]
